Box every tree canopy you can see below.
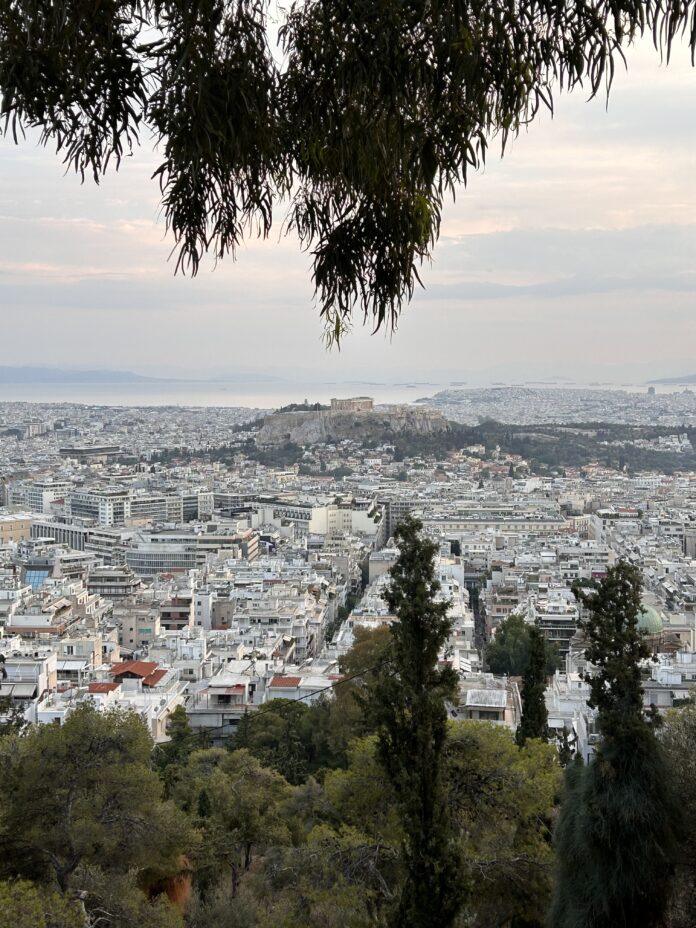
[486,612,561,677]
[0,880,84,928]
[1,0,694,339]
[551,562,681,928]
[0,703,191,894]
[0,612,563,928]
[659,699,696,927]
[516,623,551,745]
[366,516,466,928]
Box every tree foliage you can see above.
[0,693,30,737]
[366,516,466,928]
[233,625,396,782]
[252,824,397,928]
[0,703,191,894]
[154,704,205,793]
[0,704,192,928]
[234,698,337,784]
[2,0,695,337]
[171,747,291,895]
[320,724,560,928]
[322,737,404,851]
[551,562,681,928]
[0,880,84,928]
[0,619,564,928]
[661,700,696,928]
[577,562,650,737]
[75,867,186,928]
[329,624,394,761]
[487,612,561,677]
[516,624,551,745]
[447,722,560,927]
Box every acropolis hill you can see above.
[256,397,449,447]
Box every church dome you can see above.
[639,602,663,635]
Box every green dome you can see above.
[639,603,663,635]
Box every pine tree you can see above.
[550,562,681,928]
[367,516,467,928]
[516,624,549,745]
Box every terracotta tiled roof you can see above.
[88,682,120,694]
[142,669,168,688]
[110,660,158,679]
[268,676,302,687]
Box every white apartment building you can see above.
[9,480,71,514]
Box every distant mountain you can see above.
[0,366,286,385]
[0,366,163,384]
[648,374,696,385]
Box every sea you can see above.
[0,380,443,409]
[0,380,689,409]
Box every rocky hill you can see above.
[256,404,449,447]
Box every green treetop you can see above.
[0,880,84,928]
[171,747,292,896]
[551,562,681,928]
[486,612,561,677]
[516,623,550,745]
[661,700,696,927]
[366,516,466,928]
[0,703,193,927]
[578,562,649,740]
[448,721,560,927]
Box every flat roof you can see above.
[464,689,508,708]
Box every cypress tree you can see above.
[556,727,577,768]
[367,516,467,928]
[550,561,680,928]
[516,624,550,745]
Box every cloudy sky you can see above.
[1,38,694,384]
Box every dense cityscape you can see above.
[3,391,696,926]
[2,390,695,755]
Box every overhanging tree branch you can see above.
[1,0,694,337]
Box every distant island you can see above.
[0,366,283,384]
[0,366,163,384]
[648,374,696,385]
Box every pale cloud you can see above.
[0,36,694,382]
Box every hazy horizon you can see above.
[0,361,695,385]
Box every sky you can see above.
[0,38,695,384]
